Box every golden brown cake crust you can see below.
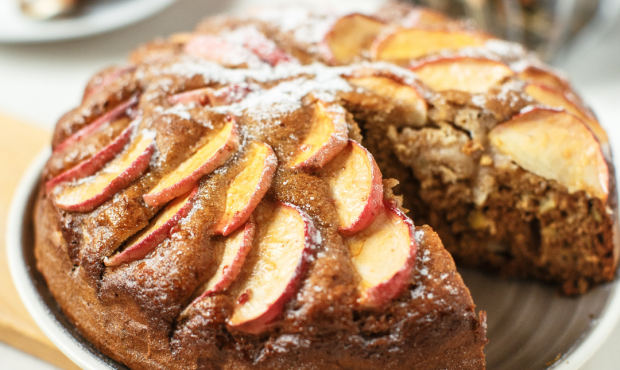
[32,2,619,369]
[35,187,486,369]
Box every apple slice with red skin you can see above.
[104,188,197,267]
[213,142,277,236]
[228,201,318,334]
[46,120,138,194]
[346,200,417,307]
[371,28,490,63]
[241,29,293,66]
[184,35,259,67]
[322,13,385,65]
[197,219,255,298]
[54,131,156,212]
[143,117,240,208]
[489,108,609,201]
[83,65,136,102]
[410,57,513,93]
[400,8,453,28]
[319,140,383,236]
[524,83,608,144]
[346,74,427,126]
[517,66,570,92]
[167,84,258,107]
[54,95,139,154]
[289,100,348,171]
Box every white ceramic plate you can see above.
[6,147,620,370]
[0,0,176,43]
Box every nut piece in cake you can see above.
[346,74,427,126]
[524,83,608,144]
[489,108,609,201]
[319,140,383,235]
[198,219,255,298]
[54,95,139,153]
[371,28,490,63]
[410,57,513,93]
[104,188,197,267]
[228,201,318,334]
[289,100,348,171]
[144,117,240,207]
[346,200,417,307]
[322,13,385,64]
[54,132,155,212]
[46,121,136,194]
[214,142,277,236]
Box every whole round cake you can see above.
[34,2,617,369]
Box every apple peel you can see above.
[489,108,609,202]
[319,140,383,235]
[228,201,318,334]
[54,131,156,212]
[524,83,608,144]
[322,13,385,65]
[54,95,139,153]
[104,187,197,267]
[199,219,255,298]
[371,28,489,62]
[410,57,513,93]
[289,100,348,171]
[46,120,138,194]
[346,200,417,307]
[214,142,277,236]
[143,117,240,208]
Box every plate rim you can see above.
[0,0,177,43]
[6,147,620,370]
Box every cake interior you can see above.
[348,85,616,295]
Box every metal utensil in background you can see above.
[408,0,603,62]
[19,0,77,20]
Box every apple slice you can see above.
[410,57,513,93]
[167,84,258,107]
[46,121,138,194]
[318,140,383,235]
[167,88,211,106]
[54,132,156,212]
[198,219,255,298]
[401,8,452,28]
[524,83,608,144]
[346,74,427,125]
[228,201,318,334]
[346,200,417,307]
[489,108,609,201]
[144,117,240,208]
[54,95,139,154]
[517,66,570,92]
[289,100,348,171]
[83,65,136,102]
[322,13,385,64]
[104,188,197,267]
[184,35,259,67]
[214,142,277,236]
[371,28,489,63]
[241,28,293,66]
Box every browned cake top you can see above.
[37,2,610,366]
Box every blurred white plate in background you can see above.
[0,0,177,43]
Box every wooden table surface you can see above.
[0,113,79,370]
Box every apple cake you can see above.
[33,2,616,370]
